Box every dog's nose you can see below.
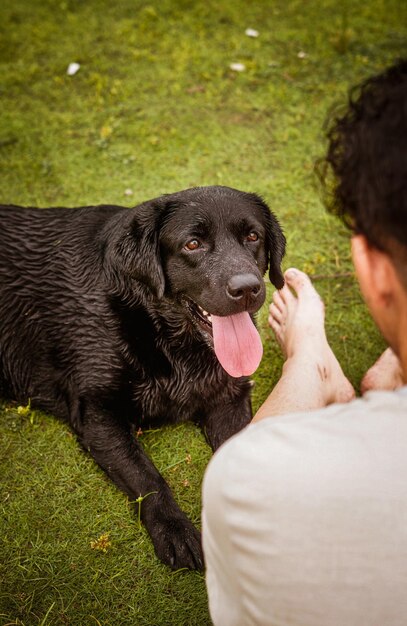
[226,273,261,301]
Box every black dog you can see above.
[0,185,285,570]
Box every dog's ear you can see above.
[104,198,170,299]
[251,195,286,289]
[266,211,286,289]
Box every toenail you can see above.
[285,269,298,279]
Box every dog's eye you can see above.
[246,232,259,242]
[184,239,201,251]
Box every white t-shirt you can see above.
[202,388,407,626]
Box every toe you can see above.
[284,268,312,292]
[278,283,296,305]
[269,302,283,324]
[285,268,322,303]
[268,312,282,334]
[270,291,285,314]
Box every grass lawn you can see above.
[0,0,406,624]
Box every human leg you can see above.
[252,268,355,423]
[360,347,404,394]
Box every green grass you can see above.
[1,0,406,624]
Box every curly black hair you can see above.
[317,59,407,268]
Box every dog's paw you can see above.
[149,515,203,571]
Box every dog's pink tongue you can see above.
[211,312,263,378]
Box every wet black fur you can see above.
[0,185,285,570]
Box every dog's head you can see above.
[107,186,286,377]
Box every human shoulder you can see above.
[238,386,407,448]
[204,388,407,501]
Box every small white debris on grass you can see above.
[245,28,259,38]
[297,51,307,59]
[67,62,81,76]
[230,62,246,72]
[124,188,134,196]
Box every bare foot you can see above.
[269,268,355,406]
[360,348,404,394]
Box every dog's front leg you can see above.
[201,388,252,452]
[79,409,203,570]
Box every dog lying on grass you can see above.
[0,185,285,569]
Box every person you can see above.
[202,59,407,626]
